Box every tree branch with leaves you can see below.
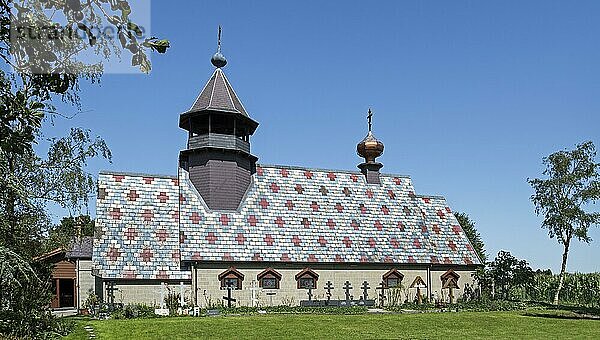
[528,141,600,305]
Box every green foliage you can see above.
[485,251,534,300]
[44,215,95,252]
[164,291,181,316]
[453,212,487,262]
[529,141,600,304]
[0,246,62,338]
[525,272,600,307]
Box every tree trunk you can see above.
[554,242,570,305]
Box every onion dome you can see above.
[357,131,384,163]
[357,109,384,163]
[211,52,227,68]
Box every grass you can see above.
[63,310,600,339]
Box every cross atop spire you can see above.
[211,26,227,68]
[367,108,373,132]
[217,25,222,53]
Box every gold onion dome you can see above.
[357,108,384,163]
[357,131,384,163]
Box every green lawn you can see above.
[64,311,600,339]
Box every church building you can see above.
[93,35,481,308]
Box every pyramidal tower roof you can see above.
[188,68,249,117]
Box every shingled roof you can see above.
[188,68,248,116]
[93,165,481,280]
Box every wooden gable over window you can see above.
[382,268,404,288]
[440,269,460,289]
[218,267,244,290]
[295,268,319,289]
[257,267,282,289]
[409,275,427,288]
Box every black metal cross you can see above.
[307,287,313,301]
[361,280,370,301]
[106,281,118,307]
[343,281,353,302]
[376,281,388,307]
[222,284,236,308]
[325,281,334,302]
[367,108,373,132]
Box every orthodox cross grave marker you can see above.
[361,280,370,301]
[325,281,334,304]
[376,281,388,307]
[223,283,236,308]
[343,281,353,303]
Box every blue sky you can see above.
[44,1,599,272]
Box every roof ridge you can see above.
[99,170,177,179]
[256,163,412,178]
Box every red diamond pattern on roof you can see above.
[335,254,344,262]
[253,253,263,261]
[171,179,179,186]
[431,256,439,264]
[422,197,431,204]
[366,189,374,198]
[141,248,153,262]
[445,207,452,213]
[259,198,269,209]
[143,177,154,184]
[95,166,482,279]
[142,209,153,222]
[295,184,304,194]
[236,233,246,245]
[220,214,230,226]
[190,212,201,224]
[281,253,290,262]
[327,172,336,181]
[248,215,257,226]
[110,208,122,220]
[437,210,446,219]
[107,247,120,261]
[292,235,301,246]
[448,240,457,251]
[206,232,217,244]
[128,190,139,201]
[285,200,294,210]
[421,224,428,233]
[257,167,264,176]
[125,228,137,240]
[444,257,452,264]
[350,174,358,182]
[326,219,336,229]
[308,254,317,262]
[318,236,327,246]
[157,192,169,203]
[270,182,280,193]
[275,216,285,227]
[113,174,124,182]
[156,229,168,242]
[343,236,352,248]
[179,194,186,202]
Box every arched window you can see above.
[295,268,319,289]
[218,267,244,290]
[382,268,404,288]
[257,268,282,289]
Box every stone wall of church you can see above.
[76,260,96,309]
[191,264,477,308]
[101,280,192,306]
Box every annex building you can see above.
[93,39,481,308]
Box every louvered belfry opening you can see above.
[179,59,259,211]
